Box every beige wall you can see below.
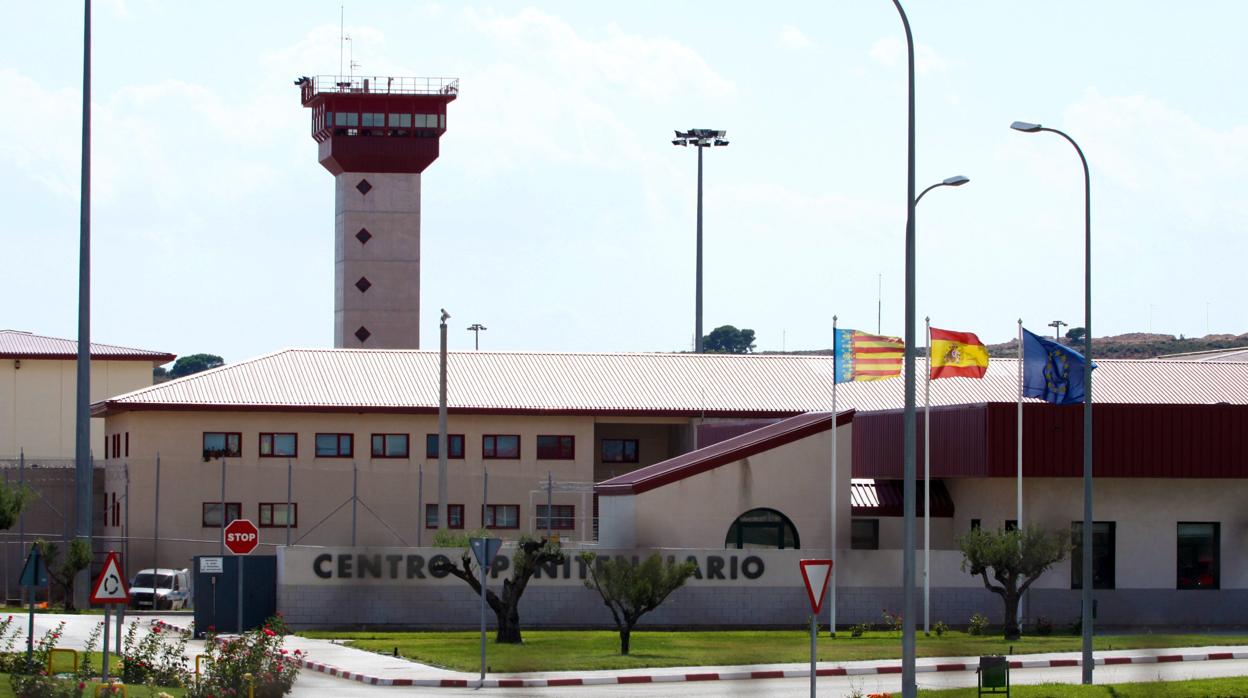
[1,359,155,460]
[592,419,687,481]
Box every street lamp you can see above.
[467,323,487,350]
[673,129,728,353]
[916,174,969,640]
[1011,119,1094,684]
[1049,320,1068,342]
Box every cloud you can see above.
[776,25,814,51]
[868,36,949,75]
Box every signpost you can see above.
[225,519,259,634]
[799,559,834,698]
[18,544,48,668]
[469,536,502,688]
[90,551,130,682]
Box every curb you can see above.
[290,650,1248,688]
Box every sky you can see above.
[2,2,1246,364]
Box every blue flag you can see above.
[1022,328,1095,405]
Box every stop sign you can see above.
[224,519,260,555]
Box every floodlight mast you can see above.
[672,129,729,352]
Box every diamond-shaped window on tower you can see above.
[356,179,373,196]
[355,326,371,343]
[355,228,372,244]
[355,276,372,293]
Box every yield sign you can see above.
[799,559,834,615]
[90,551,130,605]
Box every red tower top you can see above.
[297,75,459,175]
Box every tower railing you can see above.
[303,75,460,101]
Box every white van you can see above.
[128,568,191,610]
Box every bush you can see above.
[1071,618,1083,636]
[933,620,949,637]
[849,622,872,638]
[1034,616,1053,636]
[188,616,300,698]
[118,620,192,687]
[968,613,990,636]
[881,609,903,633]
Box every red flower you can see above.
[153,626,162,633]
[263,628,276,636]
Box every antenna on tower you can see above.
[339,6,344,77]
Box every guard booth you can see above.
[192,555,277,637]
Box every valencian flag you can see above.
[1022,328,1096,405]
[833,329,904,383]
[929,327,990,379]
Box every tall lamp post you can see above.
[672,129,728,353]
[467,323,487,350]
[890,0,919,695]
[1049,319,1068,342]
[915,174,969,640]
[1010,120,1094,684]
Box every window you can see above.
[371,434,409,458]
[725,508,800,549]
[315,433,353,458]
[1005,520,1018,532]
[601,439,639,463]
[483,504,520,529]
[361,112,386,127]
[425,434,465,459]
[970,519,982,531]
[203,432,242,459]
[202,502,241,527]
[851,519,880,550]
[483,435,520,459]
[112,433,120,458]
[259,433,297,457]
[425,504,465,529]
[334,112,358,127]
[259,503,297,528]
[1177,522,1220,590]
[124,432,129,457]
[536,504,575,531]
[536,435,575,460]
[389,113,412,128]
[1071,521,1116,589]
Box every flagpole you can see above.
[923,318,931,637]
[829,316,838,637]
[1016,318,1024,634]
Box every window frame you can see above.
[425,503,465,529]
[483,504,520,530]
[483,434,521,460]
[600,438,639,463]
[851,518,880,550]
[425,434,466,459]
[370,433,410,459]
[1070,521,1116,590]
[258,502,298,528]
[535,504,576,531]
[536,435,575,460]
[314,433,354,458]
[259,432,298,458]
[1177,521,1220,590]
[202,432,242,459]
[201,501,242,528]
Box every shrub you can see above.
[881,609,903,633]
[188,616,300,698]
[118,620,192,687]
[933,620,949,637]
[1034,616,1053,636]
[1071,618,1083,636]
[849,622,872,638]
[968,613,990,636]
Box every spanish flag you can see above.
[834,329,904,383]
[929,327,989,379]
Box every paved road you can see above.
[290,658,1248,696]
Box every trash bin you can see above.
[977,655,1009,697]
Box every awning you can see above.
[851,478,955,518]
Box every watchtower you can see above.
[298,75,459,349]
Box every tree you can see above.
[36,538,92,612]
[168,354,224,379]
[0,481,29,531]
[434,531,564,644]
[1065,327,1087,344]
[957,526,1068,640]
[580,552,698,655]
[702,325,756,354]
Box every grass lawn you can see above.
[920,676,1248,697]
[0,673,188,697]
[299,629,1248,673]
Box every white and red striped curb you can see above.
[293,650,1248,688]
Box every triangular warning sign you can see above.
[799,559,834,615]
[89,551,130,605]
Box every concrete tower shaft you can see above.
[299,75,458,349]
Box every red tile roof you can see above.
[91,348,1248,417]
[0,330,175,363]
[595,411,855,496]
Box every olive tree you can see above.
[36,538,92,612]
[957,526,1068,640]
[580,552,698,655]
